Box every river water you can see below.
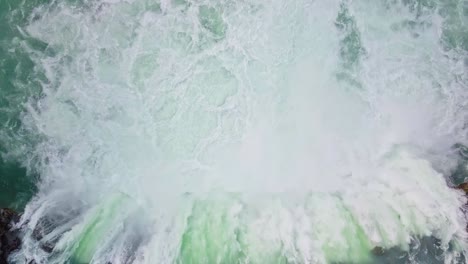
[1,0,468,263]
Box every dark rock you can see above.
[40,241,54,253]
[31,216,61,254]
[453,182,468,233]
[372,246,385,256]
[0,208,21,264]
[455,182,468,194]
[0,208,19,230]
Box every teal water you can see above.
[0,157,36,210]
[0,0,47,209]
[1,0,468,263]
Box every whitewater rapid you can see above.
[1,0,468,263]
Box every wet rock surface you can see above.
[371,246,385,256]
[450,144,468,236]
[0,208,20,264]
[455,182,468,194]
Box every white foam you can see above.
[9,0,468,263]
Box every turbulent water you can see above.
[1,0,468,263]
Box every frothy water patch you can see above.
[1,0,468,263]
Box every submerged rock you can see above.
[371,246,385,256]
[455,182,468,194]
[453,180,468,233]
[0,208,20,264]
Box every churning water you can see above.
[1,0,468,263]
